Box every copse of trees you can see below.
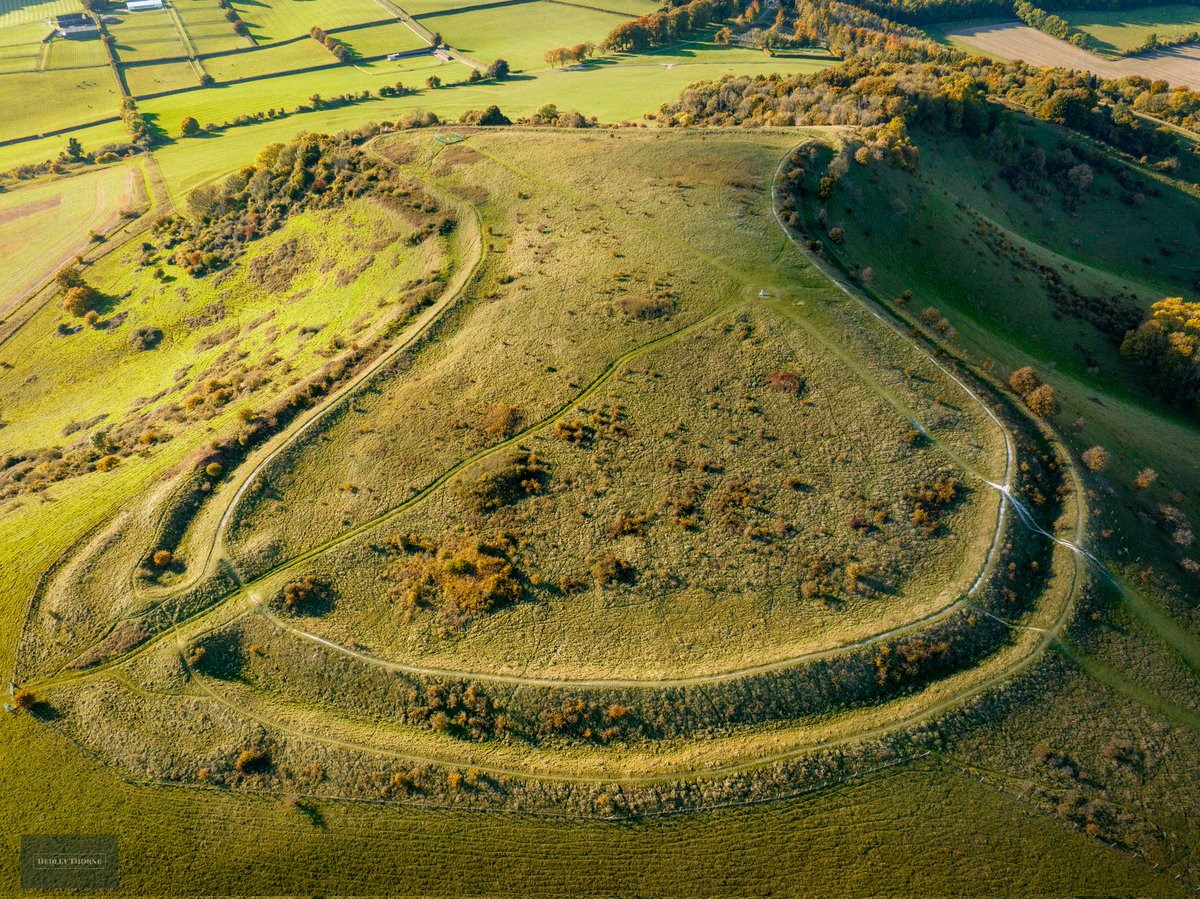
[159,131,453,277]
[1013,0,1093,49]
[461,105,511,126]
[218,0,248,36]
[602,0,743,52]
[310,26,351,62]
[544,42,596,67]
[56,267,100,317]
[1121,297,1200,414]
[119,98,154,150]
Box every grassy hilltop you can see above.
[2,0,1200,892]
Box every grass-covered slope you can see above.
[786,118,1200,590]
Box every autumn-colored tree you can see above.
[1134,468,1159,490]
[61,284,99,317]
[12,689,35,710]
[1121,297,1200,410]
[1025,384,1058,418]
[180,116,201,137]
[1009,366,1041,397]
[1082,446,1111,472]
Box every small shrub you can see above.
[1009,366,1041,397]
[12,689,35,710]
[279,575,334,616]
[130,327,163,350]
[765,370,805,395]
[1081,446,1111,472]
[235,746,270,773]
[1025,384,1058,418]
[152,549,173,567]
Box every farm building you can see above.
[127,0,165,9]
[55,12,99,37]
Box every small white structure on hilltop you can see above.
[127,0,165,10]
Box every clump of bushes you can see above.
[454,450,548,512]
[460,105,511,126]
[615,295,674,320]
[382,535,523,628]
[1009,366,1057,418]
[278,575,334,616]
[234,745,271,773]
[481,402,522,439]
[765,370,805,395]
[906,474,960,534]
[130,326,163,350]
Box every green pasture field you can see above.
[0,119,129,171]
[0,0,79,28]
[200,34,337,80]
[46,34,110,68]
[0,196,447,455]
[124,58,200,96]
[1062,2,1200,55]
[109,7,189,62]
[792,125,1200,651]
[420,0,627,71]
[0,19,51,73]
[175,0,254,55]
[128,52,827,199]
[0,66,120,142]
[336,20,431,58]
[229,0,388,44]
[141,53,466,128]
[0,162,139,315]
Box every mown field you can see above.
[175,0,254,55]
[418,0,627,70]
[0,66,120,143]
[947,21,1200,87]
[228,0,386,44]
[0,19,49,73]
[0,161,139,315]
[124,58,200,96]
[1061,2,1200,56]
[109,7,190,63]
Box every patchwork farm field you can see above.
[109,8,189,63]
[0,19,51,73]
[124,58,200,96]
